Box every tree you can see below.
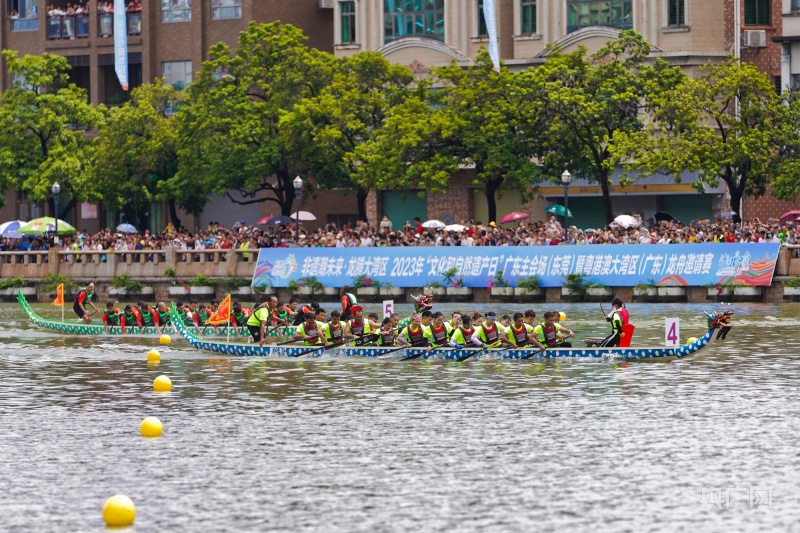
[522,31,656,224]
[613,56,788,220]
[283,51,420,220]
[173,22,335,216]
[90,80,187,228]
[0,50,104,217]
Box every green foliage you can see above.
[110,273,143,293]
[634,278,656,293]
[187,273,214,287]
[164,267,176,279]
[41,273,77,292]
[0,276,31,289]
[564,273,588,297]
[295,276,325,293]
[351,275,383,289]
[517,276,541,293]
[782,277,800,288]
[441,267,461,287]
[491,270,508,288]
[218,277,251,290]
[287,280,300,292]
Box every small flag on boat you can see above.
[52,283,64,306]
[206,294,231,325]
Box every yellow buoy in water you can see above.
[160,334,172,345]
[147,349,161,362]
[140,416,163,437]
[559,312,567,321]
[153,375,172,392]
[686,337,698,345]
[102,494,136,527]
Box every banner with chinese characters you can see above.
[251,243,780,289]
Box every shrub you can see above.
[782,277,800,288]
[517,276,541,294]
[110,273,143,293]
[564,273,587,296]
[41,273,77,293]
[0,276,31,289]
[187,273,215,287]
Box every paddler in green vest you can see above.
[156,301,172,329]
[470,312,516,349]
[101,301,121,333]
[293,312,329,347]
[136,300,162,334]
[230,302,250,335]
[120,304,141,334]
[532,311,575,349]
[344,306,372,342]
[194,304,211,334]
[448,316,477,348]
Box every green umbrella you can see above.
[18,217,77,235]
[545,204,573,218]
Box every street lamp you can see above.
[51,181,61,245]
[561,170,571,241]
[293,176,303,244]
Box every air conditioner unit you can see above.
[318,0,335,8]
[744,30,766,48]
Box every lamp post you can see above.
[561,170,571,241]
[293,176,303,244]
[51,181,61,245]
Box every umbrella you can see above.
[18,217,76,235]
[545,205,573,218]
[499,211,530,224]
[444,224,466,232]
[290,211,317,221]
[256,215,274,225]
[422,219,446,229]
[260,215,294,226]
[0,220,27,238]
[116,223,138,234]
[779,210,800,224]
[654,211,678,223]
[612,215,640,229]
[714,211,736,219]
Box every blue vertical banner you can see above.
[113,0,128,90]
[482,0,500,71]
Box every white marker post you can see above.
[665,318,680,347]
[383,300,394,319]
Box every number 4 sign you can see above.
[665,318,680,346]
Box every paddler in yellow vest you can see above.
[507,312,545,350]
[448,316,477,348]
[343,305,371,341]
[293,312,329,347]
[470,312,516,348]
[247,302,273,347]
[533,311,576,349]
[397,313,427,347]
[424,312,453,347]
[323,310,345,344]
[376,317,397,346]
[447,312,462,332]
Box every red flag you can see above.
[51,283,64,306]
[206,294,231,325]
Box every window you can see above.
[793,0,800,12]
[668,0,684,26]
[567,0,632,33]
[477,0,487,37]
[744,0,769,25]
[341,1,356,43]
[521,0,536,34]
[162,61,192,90]
[8,0,39,31]
[162,0,190,22]
[383,0,445,44]
[211,0,241,20]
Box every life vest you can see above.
[231,311,248,326]
[342,293,357,315]
[510,324,530,346]
[478,322,499,344]
[452,326,475,346]
[140,307,156,327]
[379,329,395,346]
[157,308,171,326]
[181,310,194,326]
[350,319,370,337]
[429,323,449,345]
[618,307,630,325]
[298,321,322,346]
[536,323,559,346]
[74,288,93,305]
[121,311,137,327]
[196,310,210,325]
[609,311,623,334]
[405,325,424,344]
[326,322,343,342]
[104,309,120,326]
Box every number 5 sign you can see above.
[383,300,394,319]
[665,318,680,346]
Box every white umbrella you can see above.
[290,211,317,221]
[0,220,27,238]
[613,215,640,229]
[444,224,466,232]
[422,219,446,229]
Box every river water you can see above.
[0,301,798,532]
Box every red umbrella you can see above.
[779,210,800,224]
[256,215,274,225]
[499,211,530,224]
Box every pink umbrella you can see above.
[256,215,274,225]
[780,210,800,224]
[499,211,530,224]
[291,211,317,221]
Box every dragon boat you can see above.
[171,304,734,362]
[16,292,295,339]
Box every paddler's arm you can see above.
[396,329,410,346]
[470,330,484,348]
[342,322,356,340]
[259,318,268,347]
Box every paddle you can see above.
[520,341,566,360]
[455,345,490,362]
[379,340,428,359]
[287,339,345,358]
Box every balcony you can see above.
[11,16,39,31]
[45,12,141,40]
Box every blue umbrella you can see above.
[0,220,26,238]
[116,223,138,234]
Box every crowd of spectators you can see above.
[1,214,798,261]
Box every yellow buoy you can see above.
[147,349,161,362]
[153,375,172,393]
[160,334,172,345]
[686,337,698,345]
[102,494,136,527]
[140,416,163,437]
[558,312,567,321]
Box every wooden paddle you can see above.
[287,339,345,358]
[520,341,566,360]
[455,345,490,362]
[378,340,428,359]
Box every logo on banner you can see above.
[715,252,751,277]
[272,254,298,279]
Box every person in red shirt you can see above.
[101,301,122,333]
[120,305,142,334]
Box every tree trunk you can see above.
[167,200,182,229]
[729,182,744,221]
[357,188,369,222]
[56,198,76,222]
[485,176,504,225]
[278,171,297,216]
[599,169,614,225]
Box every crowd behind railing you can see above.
[2,215,799,265]
[39,1,142,40]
